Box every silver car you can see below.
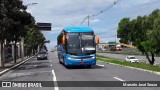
[37,52,48,60]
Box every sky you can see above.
[22,0,160,50]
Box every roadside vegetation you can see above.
[97,51,141,56]
[97,57,160,72]
[117,9,160,65]
[97,51,160,57]
[0,0,45,67]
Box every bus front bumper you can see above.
[65,58,96,66]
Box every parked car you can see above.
[37,52,48,60]
[125,56,139,63]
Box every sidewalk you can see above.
[0,56,34,76]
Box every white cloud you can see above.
[23,0,116,26]
[90,19,100,24]
[21,0,160,50]
[46,41,57,50]
[26,9,33,14]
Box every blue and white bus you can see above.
[57,26,99,68]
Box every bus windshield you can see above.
[66,33,81,55]
[66,32,95,55]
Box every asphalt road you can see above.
[97,53,160,65]
[0,52,160,90]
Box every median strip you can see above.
[97,57,160,75]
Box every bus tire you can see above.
[63,57,66,65]
[63,57,70,68]
[58,57,62,64]
[58,56,61,64]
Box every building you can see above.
[96,42,108,51]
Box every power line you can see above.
[103,0,160,23]
[91,0,121,17]
[79,0,122,26]
[80,16,88,25]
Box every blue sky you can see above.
[22,0,160,50]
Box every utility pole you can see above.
[87,15,90,26]
[115,32,117,43]
[26,3,38,6]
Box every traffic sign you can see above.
[37,22,51,31]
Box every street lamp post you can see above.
[26,3,38,7]
[19,2,37,61]
[87,15,90,26]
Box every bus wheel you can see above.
[59,60,62,64]
[87,65,91,68]
[63,57,66,65]
[65,65,70,68]
[58,56,61,64]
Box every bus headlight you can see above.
[67,57,81,60]
[67,57,73,60]
[92,56,95,59]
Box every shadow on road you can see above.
[61,64,104,69]
[14,65,50,71]
[22,61,50,66]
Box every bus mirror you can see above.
[62,35,66,44]
[95,35,99,45]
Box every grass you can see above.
[97,51,141,55]
[97,57,160,72]
[119,52,141,55]
[97,51,160,57]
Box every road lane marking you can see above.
[96,64,104,67]
[52,70,59,90]
[113,77,125,81]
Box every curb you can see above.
[0,56,35,76]
[98,59,160,76]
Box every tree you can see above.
[117,9,160,65]
[5,0,35,63]
[25,27,46,56]
[0,0,39,66]
[117,18,131,44]
[0,0,9,67]
[152,15,160,54]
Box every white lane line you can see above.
[96,64,104,67]
[113,77,125,81]
[52,70,59,90]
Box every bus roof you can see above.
[64,26,93,33]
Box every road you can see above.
[0,52,160,90]
[97,52,160,65]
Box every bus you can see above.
[57,26,99,68]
